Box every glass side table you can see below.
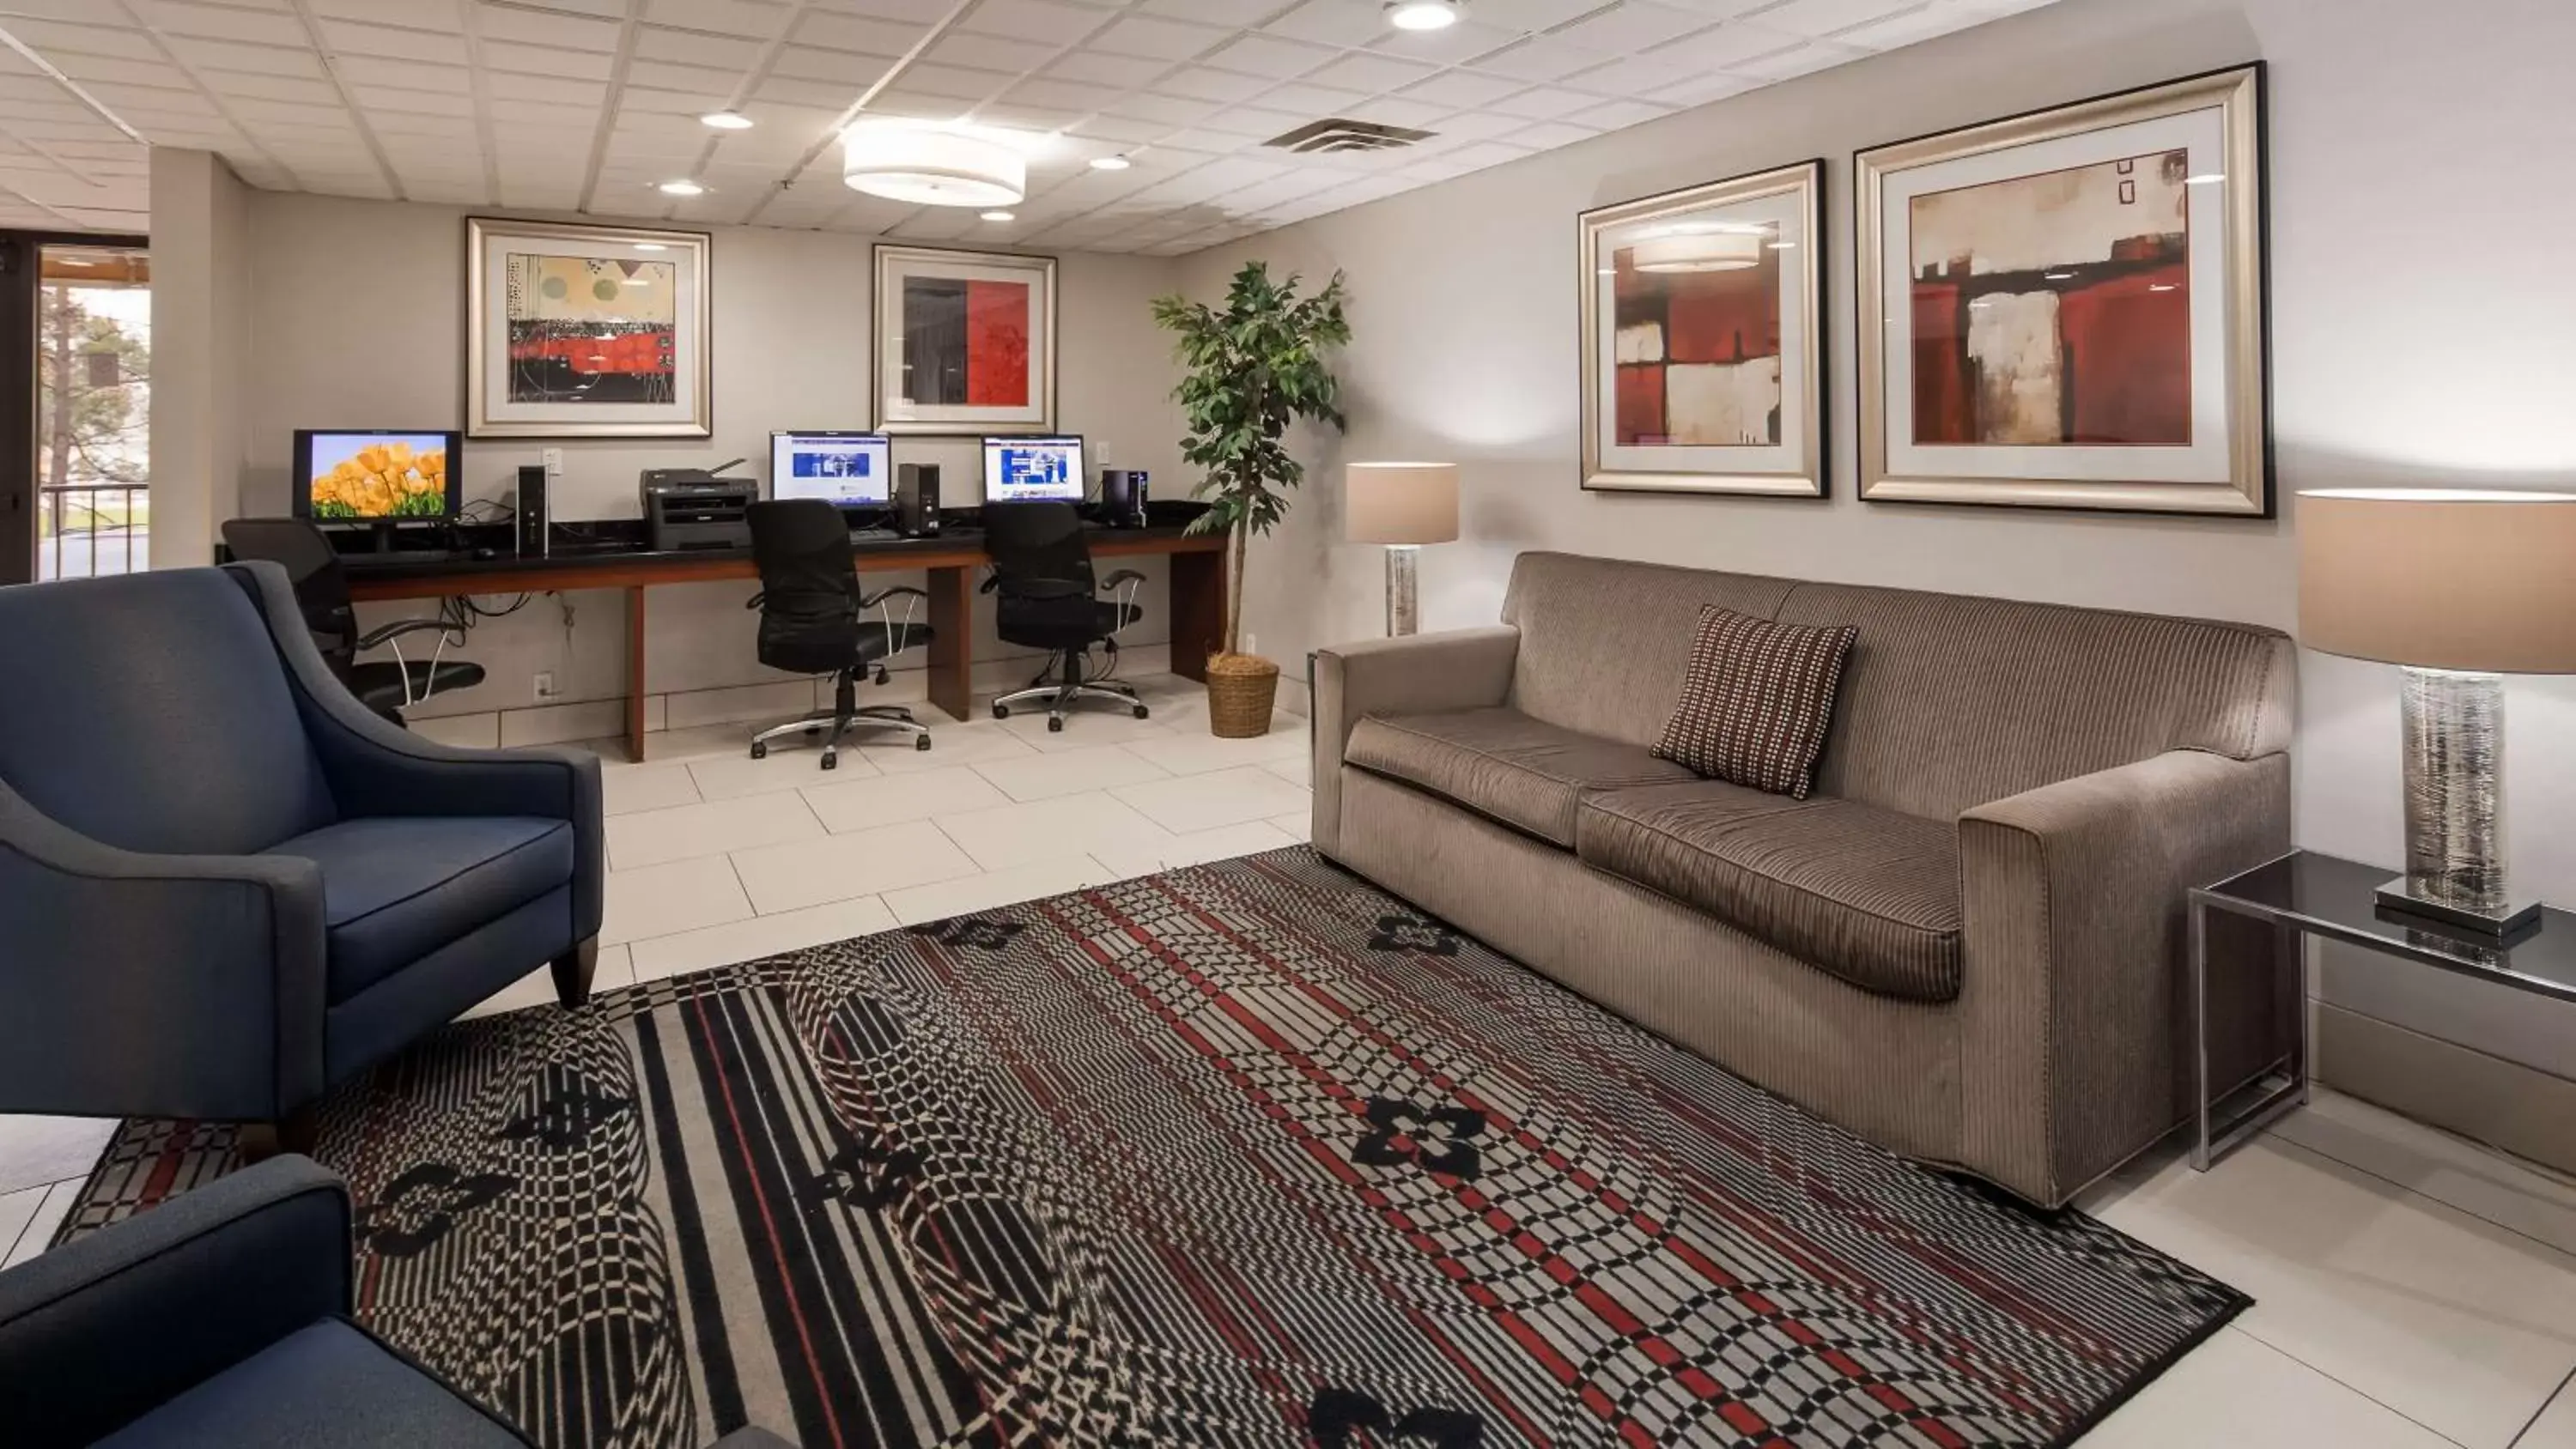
[2191,849,2576,1170]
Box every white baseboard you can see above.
[2318,1002,2576,1178]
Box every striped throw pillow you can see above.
[1653,606,1857,799]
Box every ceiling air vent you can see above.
[1263,118,1435,155]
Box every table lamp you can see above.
[1346,461,1459,636]
[2298,488,2576,935]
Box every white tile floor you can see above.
[4,677,2574,1443]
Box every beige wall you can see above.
[1179,0,2576,1149]
[146,148,250,574]
[225,190,1188,727]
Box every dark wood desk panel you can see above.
[345,527,1225,760]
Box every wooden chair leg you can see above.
[238,1105,320,1163]
[552,937,599,1009]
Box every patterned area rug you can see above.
[63,847,2242,1448]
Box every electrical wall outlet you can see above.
[541,447,564,476]
[534,671,561,701]
[1242,633,1256,657]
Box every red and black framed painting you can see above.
[1856,64,2270,515]
[873,245,1055,436]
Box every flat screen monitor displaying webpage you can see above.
[982,435,1085,505]
[770,432,892,507]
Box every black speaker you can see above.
[896,462,941,537]
[1097,469,1148,528]
[515,464,548,557]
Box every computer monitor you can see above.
[292,429,462,524]
[982,435,1086,505]
[770,431,893,508]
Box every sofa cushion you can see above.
[263,815,576,1003]
[1654,605,1856,799]
[1346,707,1697,847]
[1577,782,1963,1002]
[95,1319,529,1448]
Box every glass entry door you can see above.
[1,233,149,586]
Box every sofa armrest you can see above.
[1308,627,1520,856]
[0,779,329,1122]
[0,1156,350,1449]
[1956,749,2293,1204]
[227,561,605,943]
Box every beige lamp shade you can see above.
[2298,488,2576,673]
[1346,462,1460,545]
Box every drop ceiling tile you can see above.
[1040,51,1168,87]
[1397,69,1516,108]
[1301,51,1439,93]
[1485,85,1595,120]
[1156,67,1270,102]
[1203,33,1338,79]
[1254,81,1369,115]
[975,102,1088,131]
[810,0,955,21]
[768,47,902,85]
[960,0,1117,45]
[1463,34,1616,82]
[634,27,768,68]
[1417,106,1532,142]
[1832,3,1978,49]
[483,43,617,81]
[756,73,867,106]
[1649,70,1757,106]
[1563,96,1669,129]
[1465,0,1623,25]
[1135,0,1280,21]
[1729,38,1869,77]
[1753,0,1931,37]
[1259,0,1385,49]
[337,55,470,88]
[488,98,604,126]
[1660,21,1807,67]
[1558,52,1701,95]
[1091,15,1232,62]
[787,10,920,53]
[1192,103,1309,138]
[199,72,342,103]
[1362,19,1523,64]
[125,2,308,45]
[641,0,793,39]
[361,85,477,117]
[1070,113,1175,143]
[1550,2,1717,51]
[476,9,622,51]
[0,20,162,60]
[163,36,330,76]
[924,31,1060,73]
[1102,92,1215,125]
[312,0,465,24]
[320,21,470,63]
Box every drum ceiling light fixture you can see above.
[842,120,1029,207]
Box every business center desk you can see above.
[343,524,1226,762]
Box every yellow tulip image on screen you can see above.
[301,433,453,520]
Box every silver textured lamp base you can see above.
[2372,666,2540,937]
[1384,544,1419,637]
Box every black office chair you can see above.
[744,499,933,768]
[982,501,1149,733]
[220,518,483,724]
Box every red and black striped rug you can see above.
[63,847,2240,1447]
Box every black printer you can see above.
[640,460,756,550]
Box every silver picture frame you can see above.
[465,217,713,440]
[872,244,1058,437]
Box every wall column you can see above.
[146,148,250,571]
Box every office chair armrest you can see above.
[0,1156,352,1449]
[1098,569,1147,591]
[0,779,329,1124]
[354,616,455,652]
[227,562,606,943]
[858,585,929,610]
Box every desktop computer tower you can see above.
[1097,469,1148,528]
[515,464,548,557]
[896,463,941,537]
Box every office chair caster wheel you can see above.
[820,751,838,771]
[875,667,889,685]
[750,741,768,760]
[1133,705,1150,719]
[914,735,933,751]
[991,703,1010,719]
[1048,717,1064,733]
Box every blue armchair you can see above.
[0,562,604,1154]
[0,1156,794,1448]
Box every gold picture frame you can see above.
[872,245,1058,436]
[1579,159,1826,496]
[465,217,712,440]
[1855,64,2269,515]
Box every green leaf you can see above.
[1149,261,1349,544]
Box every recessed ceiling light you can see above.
[699,110,754,130]
[1090,155,1132,171]
[1385,0,1461,31]
[981,209,1015,221]
[655,179,706,196]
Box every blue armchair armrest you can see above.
[0,1156,349,1449]
[0,780,329,1122]
[227,563,605,945]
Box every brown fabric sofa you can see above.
[1309,551,2295,1207]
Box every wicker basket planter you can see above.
[1205,653,1281,738]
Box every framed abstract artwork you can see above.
[465,218,711,439]
[874,245,1056,435]
[1856,64,2269,515]
[1579,160,1826,497]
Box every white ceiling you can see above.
[0,0,2055,254]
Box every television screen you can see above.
[771,432,892,507]
[296,430,459,521]
[982,435,1085,504]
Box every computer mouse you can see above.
[472,546,498,561]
